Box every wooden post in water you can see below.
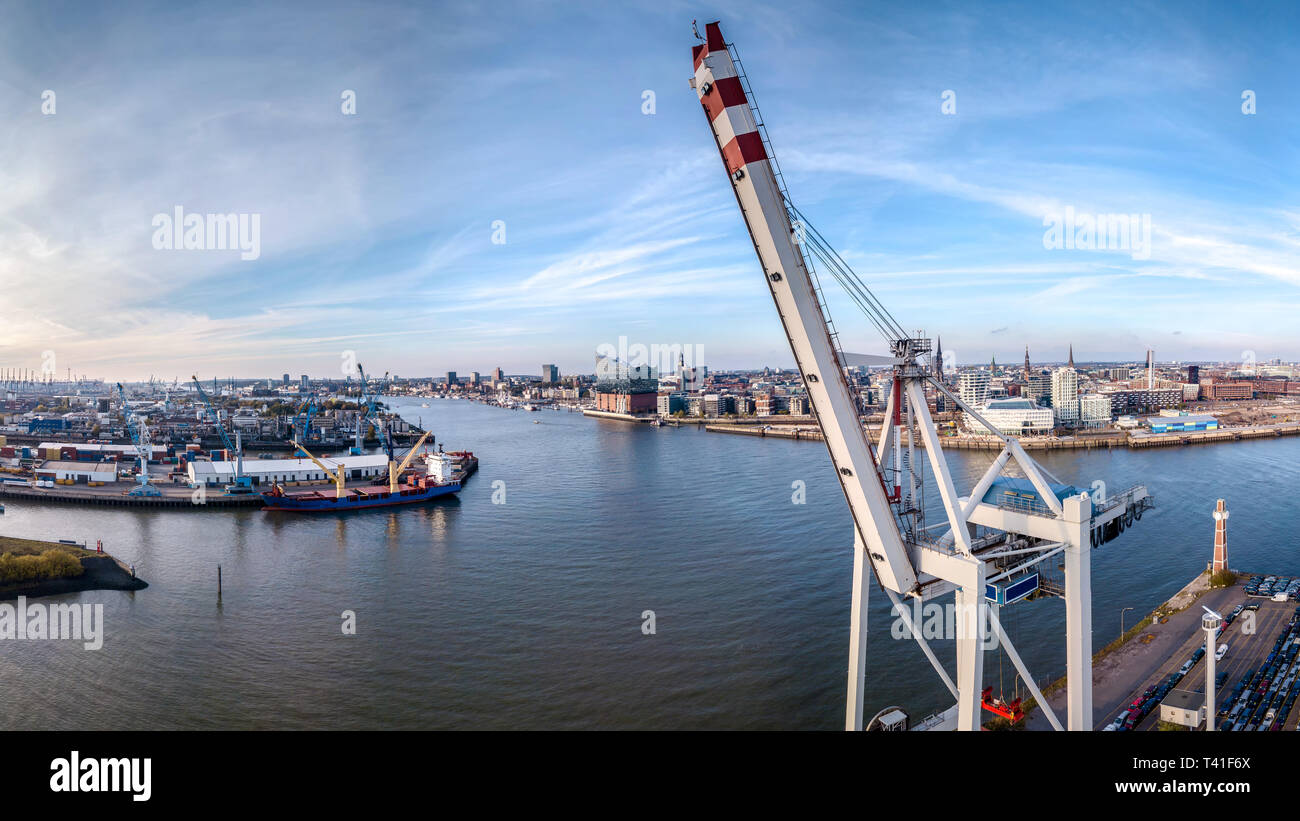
[218,564,222,599]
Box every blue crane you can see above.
[292,395,319,444]
[191,375,254,495]
[115,383,160,497]
[351,362,381,454]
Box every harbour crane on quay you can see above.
[115,383,160,497]
[689,21,1153,731]
[190,375,255,495]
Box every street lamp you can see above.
[1121,606,1135,637]
[1202,606,1223,731]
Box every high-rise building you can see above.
[446,371,458,387]
[1080,393,1112,427]
[470,372,481,386]
[300,374,309,388]
[1051,367,1080,424]
[282,373,290,386]
[541,364,559,384]
[1187,365,1200,384]
[958,370,989,407]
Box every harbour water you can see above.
[1,398,1297,729]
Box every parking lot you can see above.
[1100,573,1300,731]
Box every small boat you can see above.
[421,403,430,408]
[533,420,541,424]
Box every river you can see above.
[1,398,1295,729]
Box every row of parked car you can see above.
[1104,601,1255,731]
[1106,644,1215,731]
[1216,606,1300,731]
[1246,575,1300,601]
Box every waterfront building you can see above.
[541,364,559,384]
[1145,414,1219,433]
[958,370,989,408]
[1079,393,1112,427]
[1050,367,1079,424]
[446,372,458,388]
[1025,371,1052,406]
[188,453,389,487]
[594,378,657,415]
[963,398,1054,436]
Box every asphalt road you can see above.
[1099,577,1298,731]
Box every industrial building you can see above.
[1146,415,1219,434]
[187,454,389,487]
[1159,689,1205,728]
[34,460,117,484]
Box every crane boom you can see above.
[292,440,345,498]
[691,21,916,594]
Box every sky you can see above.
[1,0,1297,382]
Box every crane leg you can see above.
[1064,494,1093,730]
[846,529,870,730]
[954,560,987,731]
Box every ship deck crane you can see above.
[690,21,1151,731]
[190,375,254,495]
[386,429,431,493]
[115,383,160,497]
[292,440,345,498]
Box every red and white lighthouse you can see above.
[1211,499,1230,572]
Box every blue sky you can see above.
[1,0,1297,381]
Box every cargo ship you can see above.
[259,476,460,511]
[260,430,463,512]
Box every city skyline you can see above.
[1,1,1297,381]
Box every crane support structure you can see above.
[691,21,1150,731]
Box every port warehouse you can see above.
[187,454,389,487]
[3,440,388,487]
[1146,414,1219,434]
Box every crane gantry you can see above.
[690,21,1152,731]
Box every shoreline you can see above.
[0,544,148,602]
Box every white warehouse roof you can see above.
[187,454,388,478]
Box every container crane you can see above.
[115,383,160,497]
[292,395,319,444]
[351,362,380,455]
[690,21,1151,731]
[190,375,254,495]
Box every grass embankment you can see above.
[0,536,92,586]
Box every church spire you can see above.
[1024,346,1031,377]
[1068,344,1075,369]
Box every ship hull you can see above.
[260,481,461,512]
